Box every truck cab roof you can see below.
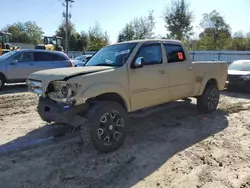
[116,38,183,45]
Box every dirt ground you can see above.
[0,85,249,188]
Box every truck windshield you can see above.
[85,43,138,67]
[229,61,250,71]
[45,37,56,45]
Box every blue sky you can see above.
[1,0,250,43]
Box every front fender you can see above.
[79,83,131,111]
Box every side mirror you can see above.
[134,57,144,68]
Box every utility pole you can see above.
[63,0,74,54]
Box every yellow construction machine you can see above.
[35,36,64,51]
[0,32,20,55]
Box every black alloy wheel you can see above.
[81,101,128,152]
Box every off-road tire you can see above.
[0,75,5,90]
[80,101,128,153]
[197,84,220,113]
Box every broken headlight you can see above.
[47,81,78,103]
[27,80,43,96]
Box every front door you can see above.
[7,52,35,81]
[128,42,168,111]
[163,43,195,100]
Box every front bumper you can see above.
[37,97,88,127]
[227,79,250,91]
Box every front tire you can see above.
[197,84,220,113]
[0,75,5,90]
[80,101,128,153]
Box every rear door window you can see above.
[164,44,186,63]
[34,52,66,61]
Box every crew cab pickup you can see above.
[27,39,228,153]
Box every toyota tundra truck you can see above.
[27,39,228,153]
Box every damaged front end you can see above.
[27,79,88,127]
[47,80,79,104]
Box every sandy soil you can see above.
[0,85,249,188]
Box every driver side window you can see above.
[136,44,162,66]
[12,52,34,62]
[12,53,22,62]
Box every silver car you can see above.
[72,54,93,67]
[0,49,73,89]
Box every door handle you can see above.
[188,67,193,70]
[158,70,165,74]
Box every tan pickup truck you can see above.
[27,39,228,152]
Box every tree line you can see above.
[1,0,250,51]
[0,20,109,52]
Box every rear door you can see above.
[7,52,35,81]
[163,42,195,100]
[33,52,70,72]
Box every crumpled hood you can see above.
[228,70,250,75]
[28,66,113,86]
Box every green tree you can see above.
[55,20,75,41]
[117,11,155,42]
[88,22,109,51]
[246,33,250,50]
[2,21,44,45]
[55,20,89,51]
[163,0,193,40]
[117,24,135,42]
[198,10,231,50]
[227,31,247,50]
[80,31,89,52]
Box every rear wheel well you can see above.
[86,93,127,111]
[194,78,218,98]
[206,78,218,88]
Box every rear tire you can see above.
[80,101,128,153]
[197,84,220,113]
